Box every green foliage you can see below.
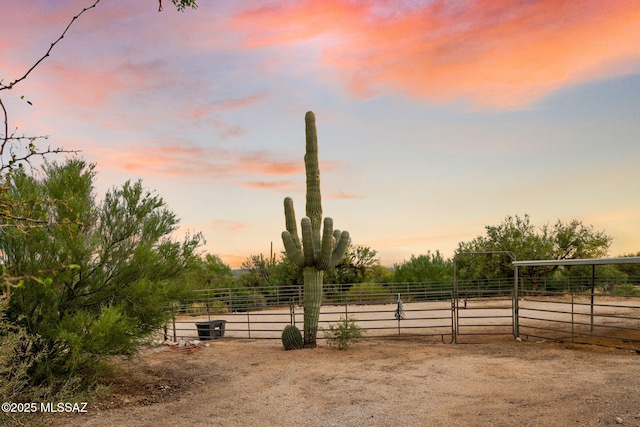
[0,296,47,402]
[345,282,390,303]
[456,214,612,287]
[616,252,640,278]
[326,244,381,284]
[167,0,198,11]
[239,253,276,289]
[281,325,303,350]
[322,316,364,350]
[611,283,640,296]
[0,159,203,394]
[391,250,453,283]
[180,254,235,297]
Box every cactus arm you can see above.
[301,217,315,266]
[316,217,334,270]
[282,231,305,268]
[329,230,350,268]
[284,197,301,249]
[333,229,341,248]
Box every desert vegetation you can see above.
[1,2,639,426]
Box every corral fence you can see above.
[165,274,640,351]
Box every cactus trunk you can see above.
[302,266,323,348]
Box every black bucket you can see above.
[195,320,227,340]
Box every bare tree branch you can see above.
[0,0,100,158]
[0,0,101,93]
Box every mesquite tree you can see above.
[281,111,350,348]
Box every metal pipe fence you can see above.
[165,280,640,351]
[518,291,640,349]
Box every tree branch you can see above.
[0,0,102,93]
[1,0,100,157]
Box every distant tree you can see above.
[391,250,453,283]
[368,265,393,283]
[326,244,380,285]
[180,254,235,293]
[456,214,612,287]
[239,253,276,289]
[613,252,640,280]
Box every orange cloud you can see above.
[182,92,269,119]
[238,153,302,175]
[242,181,296,190]
[39,57,176,113]
[230,0,640,108]
[95,142,304,181]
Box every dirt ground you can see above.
[41,336,640,427]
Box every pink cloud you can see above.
[237,153,302,175]
[230,0,640,108]
[94,142,305,181]
[242,181,296,190]
[182,92,269,120]
[43,58,175,109]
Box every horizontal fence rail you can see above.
[518,291,640,349]
[454,290,515,343]
[165,278,640,351]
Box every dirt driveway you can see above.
[46,336,640,427]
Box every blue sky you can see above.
[2,0,639,267]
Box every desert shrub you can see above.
[0,160,202,396]
[322,316,364,350]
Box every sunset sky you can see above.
[2,0,639,268]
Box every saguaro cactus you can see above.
[281,111,350,348]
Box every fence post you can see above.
[513,265,519,339]
[172,304,177,342]
[590,264,595,333]
[451,291,456,343]
[571,293,574,343]
[247,311,251,339]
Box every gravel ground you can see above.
[43,337,640,427]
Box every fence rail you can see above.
[166,280,640,351]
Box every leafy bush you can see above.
[322,316,364,350]
[0,159,202,396]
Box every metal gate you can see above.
[454,289,515,343]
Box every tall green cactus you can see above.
[281,111,350,348]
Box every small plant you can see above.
[281,325,304,350]
[322,316,364,350]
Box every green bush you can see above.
[0,160,203,398]
[345,282,391,303]
[322,316,364,350]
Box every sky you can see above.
[1,0,639,268]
